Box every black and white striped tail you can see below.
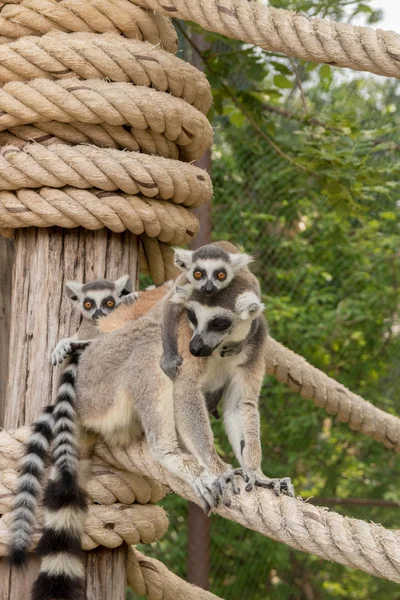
[9,406,54,566]
[32,352,87,600]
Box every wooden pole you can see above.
[0,235,14,427]
[185,30,212,590]
[0,226,138,600]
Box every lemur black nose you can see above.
[92,309,104,320]
[189,336,212,357]
[203,281,215,294]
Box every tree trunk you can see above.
[0,226,138,600]
[185,30,212,589]
[0,236,14,427]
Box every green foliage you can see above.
[143,3,400,598]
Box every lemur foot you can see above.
[51,339,92,366]
[234,469,294,497]
[193,477,218,513]
[218,470,242,497]
[120,291,139,305]
[193,474,233,513]
[160,354,183,380]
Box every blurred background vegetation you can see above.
[133,1,400,598]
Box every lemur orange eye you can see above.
[84,301,92,310]
[193,270,203,280]
[217,271,227,281]
[107,300,115,308]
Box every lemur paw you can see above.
[51,340,91,366]
[160,354,183,380]
[220,342,244,357]
[234,469,295,497]
[51,340,73,366]
[256,476,294,498]
[120,292,139,305]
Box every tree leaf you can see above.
[274,74,293,89]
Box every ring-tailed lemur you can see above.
[26,252,293,599]
[51,275,137,365]
[161,241,254,380]
[9,276,136,567]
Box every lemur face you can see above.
[188,258,234,296]
[65,275,132,321]
[174,246,253,297]
[185,291,264,357]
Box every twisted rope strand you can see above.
[0,123,183,159]
[0,0,178,53]
[265,337,400,452]
[128,548,223,599]
[0,503,169,554]
[0,144,213,202]
[130,0,400,79]
[0,79,213,161]
[0,33,211,114]
[0,187,201,246]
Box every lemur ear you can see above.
[170,283,192,304]
[235,291,264,320]
[115,275,132,297]
[229,253,253,274]
[174,248,193,271]
[65,281,83,302]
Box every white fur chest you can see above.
[201,349,248,394]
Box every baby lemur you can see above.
[9,275,135,566]
[51,275,137,365]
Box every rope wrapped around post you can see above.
[127,547,223,599]
[0,24,213,283]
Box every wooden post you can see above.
[0,226,138,600]
[0,235,14,427]
[186,30,212,589]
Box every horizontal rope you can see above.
[0,123,185,159]
[0,144,212,203]
[0,79,213,161]
[93,440,400,583]
[0,32,211,114]
[0,0,178,54]
[264,337,400,452]
[132,0,400,79]
[0,186,200,243]
[128,548,223,599]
